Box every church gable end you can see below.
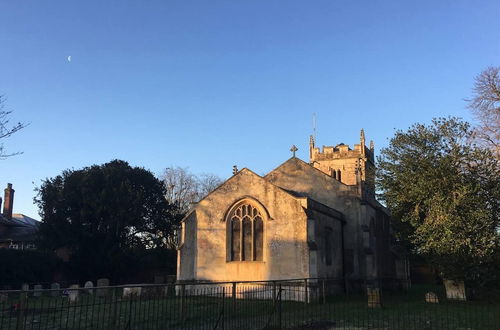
[179,168,312,282]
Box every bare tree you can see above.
[467,66,500,158]
[162,167,200,215]
[161,167,223,248]
[198,173,223,199]
[161,167,224,214]
[0,95,27,159]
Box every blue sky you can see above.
[1,0,499,219]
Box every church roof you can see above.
[264,157,348,187]
[183,161,345,223]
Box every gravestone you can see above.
[0,293,7,303]
[21,283,29,291]
[367,287,381,308]
[50,283,61,297]
[425,292,439,303]
[33,284,43,297]
[443,279,467,301]
[68,284,79,303]
[84,281,94,295]
[123,286,142,299]
[96,278,110,297]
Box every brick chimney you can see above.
[3,183,14,220]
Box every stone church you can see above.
[177,130,406,285]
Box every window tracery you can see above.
[229,203,264,261]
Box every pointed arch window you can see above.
[228,203,264,261]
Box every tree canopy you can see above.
[35,160,180,281]
[377,118,500,285]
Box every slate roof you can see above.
[0,213,40,243]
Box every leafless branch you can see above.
[0,95,28,159]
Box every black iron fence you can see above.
[0,278,499,329]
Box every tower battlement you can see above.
[310,142,374,162]
[309,130,375,197]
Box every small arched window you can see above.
[229,203,264,261]
[331,169,337,179]
[337,170,342,182]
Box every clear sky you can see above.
[1,0,499,219]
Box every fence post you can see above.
[16,289,27,330]
[179,284,186,322]
[221,287,225,330]
[322,279,326,304]
[110,286,118,329]
[232,282,236,302]
[278,283,282,330]
[304,279,308,304]
[272,281,277,304]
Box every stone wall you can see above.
[178,168,310,282]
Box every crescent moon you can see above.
[67,56,71,62]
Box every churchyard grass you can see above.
[1,281,499,329]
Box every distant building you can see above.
[0,183,39,250]
[177,131,409,285]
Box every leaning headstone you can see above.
[96,278,110,297]
[68,284,79,303]
[425,292,439,303]
[84,281,94,295]
[33,284,43,297]
[123,286,142,299]
[443,279,467,301]
[50,283,61,297]
[367,287,382,308]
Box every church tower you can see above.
[309,129,375,197]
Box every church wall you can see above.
[266,159,366,280]
[358,203,397,280]
[178,169,311,282]
[308,209,343,279]
[312,158,360,186]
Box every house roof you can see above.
[0,214,40,243]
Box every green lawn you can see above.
[0,285,499,329]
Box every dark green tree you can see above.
[377,118,500,286]
[35,160,180,282]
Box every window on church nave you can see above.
[229,203,264,261]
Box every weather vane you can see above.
[290,145,298,158]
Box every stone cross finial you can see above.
[290,145,298,157]
[232,165,238,175]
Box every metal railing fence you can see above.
[0,278,499,329]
